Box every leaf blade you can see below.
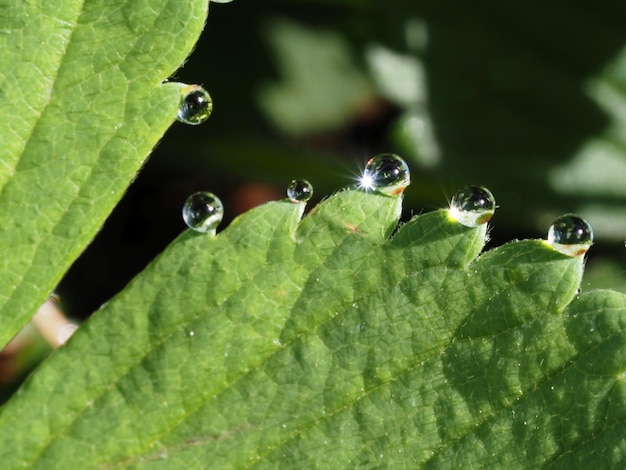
[2,187,621,468]
[0,0,210,346]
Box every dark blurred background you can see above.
[56,0,626,320]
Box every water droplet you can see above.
[547,214,593,257]
[287,179,313,202]
[449,185,496,227]
[360,153,410,196]
[177,85,213,125]
[182,192,224,233]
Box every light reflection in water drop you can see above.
[182,192,224,233]
[359,153,410,196]
[177,85,213,125]
[547,214,593,257]
[449,185,496,227]
[287,179,313,203]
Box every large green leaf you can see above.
[0,0,210,346]
[1,1,625,467]
[0,187,623,467]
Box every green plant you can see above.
[0,1,625,468]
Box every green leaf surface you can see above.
[1,188,624,467]
[0,0,210,346]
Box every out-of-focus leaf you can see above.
[246,2,626,239]
[584,258,626,294]
[366,44,423,108]
[258,18,374,136]
[389,110,441,168]
[548,46,626,238]
[365,44,441,167]
[406,1,626,236]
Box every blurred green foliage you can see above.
[58,0,626,318]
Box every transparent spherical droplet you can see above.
[177,85,213,125]
[182,192,224,233]
[449,185,496,227]
[360,153,410,196]
[287,179,313,203]
[547,214,593,257]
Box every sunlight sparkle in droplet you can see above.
[449,185,496,227]
[359,172,375,191]
[359,153,410,196]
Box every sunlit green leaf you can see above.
[0,0,210,346]
[0,187,623,467]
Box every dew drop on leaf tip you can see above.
[182,192,224,233]
[359,153,410,196]
[177,85,212,125]
[547,214,593,257]
[287,179,313,203]
[448,185,496,227]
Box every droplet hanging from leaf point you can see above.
[177,85,212,125]
[287,179,313,203]
[449,185,496,227]
[547,214,593,257]
[182,192,224,233]
[360,153,410,196]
